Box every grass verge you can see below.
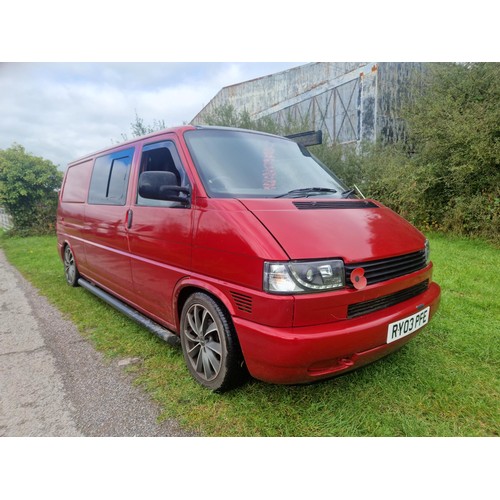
[1,233,498,436]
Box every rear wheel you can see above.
[180,292,246,392]
[64,245,80,287]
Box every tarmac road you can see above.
[0,249,190,437]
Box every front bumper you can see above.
[234,282,441,384]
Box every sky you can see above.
[1,2,494,171]
[0,62,305,169]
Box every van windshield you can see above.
[184,128,348,199]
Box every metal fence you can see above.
[0,207,13,230]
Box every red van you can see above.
[57,126,441,391]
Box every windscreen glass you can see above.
[184,129,347,198]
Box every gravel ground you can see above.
[0,249,191,436]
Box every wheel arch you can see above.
[62,239,84,269]
[62,240,82,287]
[61,238,75,258]
[174,279,237,332]
[177,282,248,391]
[59,239,70,261]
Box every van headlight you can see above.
[264,260,345,294]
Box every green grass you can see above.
[1,233,498,436]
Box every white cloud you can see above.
[0,62,303,168]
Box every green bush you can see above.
[311,141,499,243]
[401,62,500,240]
[0,144,63,235]
[201,103,310,137]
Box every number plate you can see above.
[386,307,430,344]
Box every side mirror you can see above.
[138,171,190,204]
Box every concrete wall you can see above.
[192,62,424,146]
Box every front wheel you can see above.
[180,292,246,392]
[63,245,80,287]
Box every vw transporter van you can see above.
[57,126,441,391]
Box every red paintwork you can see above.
[238,198,426,262]
[234,283,440,384]
[57,125,441,385]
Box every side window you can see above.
[88,148,134,205]
[137,141,189,207]
[61,159,93,203]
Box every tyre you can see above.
[63,245,80,287]
[180,292,246,392]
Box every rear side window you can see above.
[88,148,134,205]
[61,159,93,203]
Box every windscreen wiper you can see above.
[341,188,356,198]
[342,184,365,199]
[274,187,338,199]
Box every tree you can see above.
[0,144,63,234]
[200,103,309,136]
[120,111,167,141]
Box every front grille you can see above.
[347,280,429,319]
[293,200,378,210]
[345,250,427,287]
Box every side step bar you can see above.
[78,278,180,347]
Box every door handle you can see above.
[126,209,133,229]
